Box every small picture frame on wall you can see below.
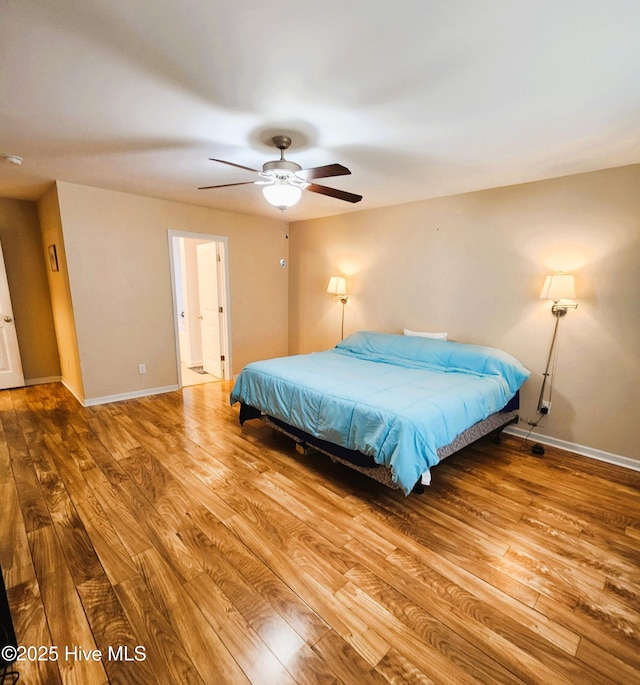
[48,244,59,272]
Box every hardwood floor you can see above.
[1,381,639,684]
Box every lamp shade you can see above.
[262,182,302,209]
[539,273,576,301]
[327,276,347,296]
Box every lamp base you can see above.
[531,443,545,455]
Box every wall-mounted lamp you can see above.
[327,276,348,340]
[533,272,578,455]
[327,276,348,303]
[539,272,578,317]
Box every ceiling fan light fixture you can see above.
[262,180,302,210]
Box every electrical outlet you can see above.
[138,363,146,374]
[541,400,551,413]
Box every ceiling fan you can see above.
[199,135,362,210]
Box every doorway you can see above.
[0,238,25,389]
[168,230,231,388]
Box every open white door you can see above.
[196,242,223,378]
[0,240,25,389]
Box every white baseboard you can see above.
[25,375,62,386]
[82,384,180,407]
[504,426,640,472]
[60,378,180,407]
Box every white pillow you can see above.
[403,328,448,340]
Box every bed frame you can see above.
[238,397,520,494]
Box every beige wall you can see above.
[38,185,83,396]
[0,196,60,382]
[289,164,640,464]
[53,182,288,401]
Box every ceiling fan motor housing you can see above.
[263,159,302,174]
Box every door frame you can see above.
[167,229,232,387]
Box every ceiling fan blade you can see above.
[298,163,351,180]
[208,158,260,174]
[198,181,256,190]
[306,183,363,203]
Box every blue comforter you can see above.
[230,331,530,494]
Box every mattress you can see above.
[231,331,530,494]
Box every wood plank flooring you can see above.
[1,381,639,684]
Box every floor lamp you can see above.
[327,276,348,340]
[533,272,577,455]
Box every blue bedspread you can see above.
[230,331,530,494]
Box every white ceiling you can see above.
[2,0,640,222]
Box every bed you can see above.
[230,331,530,495]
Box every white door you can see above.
[0,240,25,389]
[196,242,223,378]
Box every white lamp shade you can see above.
[262,182,302,209]
[540,273,576,301]
[327,276,347,296]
